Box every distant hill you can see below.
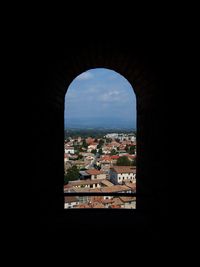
[64,128,136,139]
[65,117,136,130]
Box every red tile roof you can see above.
[101,156,112,161]
[110,155,119,159]
[86,169,105,175]
[110,166,136,174]
[64,196,78,203]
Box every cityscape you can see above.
[64,68,136,209]
[64,131,136,209]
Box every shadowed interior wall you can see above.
[33,39,169,238]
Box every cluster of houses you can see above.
[105,133,136,142]
[64,133,136,209]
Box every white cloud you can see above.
[99,90,122,102]
[76,71,93,81]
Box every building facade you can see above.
[109,166,136,184]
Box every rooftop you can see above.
[68,179,106,186]
[86,169,105,175]
[100,180,114,187]
[119,196,136,202]
[64,196,79,203]
[110,166,136,174]
[100,185,130,193]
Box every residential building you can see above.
[109,166,136,184]
[64,146,75,154]
[64,196,80,208]
[85,169,107,180]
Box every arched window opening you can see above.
[64,68,137,209]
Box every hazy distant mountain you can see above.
[65,117,136,130]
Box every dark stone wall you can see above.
[32,38,169,241]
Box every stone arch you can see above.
[36,40,167,230]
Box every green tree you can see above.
[116,156,131,166]
[91,149,97,154]
[99,139,104,146]
[98,148,103,155]
[110,149,117,155]
[77,154,83,160]
[125,145,129,152]
[129,145,136,154]
[82,139,88,149]
[94,163,101,170]
[74,146,80,155]
[97,139,104,149]
[64,165,79,184]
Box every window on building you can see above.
[64,68,137,209]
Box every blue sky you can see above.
[64,68,136,129]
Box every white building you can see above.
[119,196,136,209]
[105,133,136,142]
[64,196,79,209]
[85,169,107,180]
[64,146,75,154]
[87,144,98,152]
[109,166,136,185]
[118,134,136,142]
[68,179,106,189]
[105,133,119,139]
